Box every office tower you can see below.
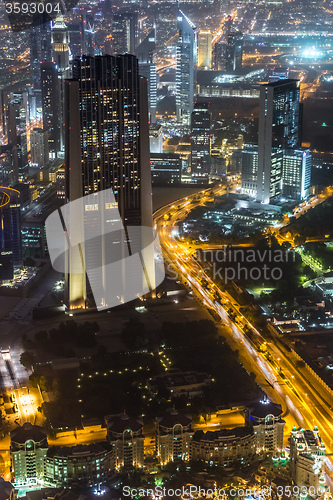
[257,79,300,204]
[239,145,259,197]
[52,16,70,152]
[30,16,52,90]
[149,123,163,153]
[41,62,61,155]
[10,423,48,487]
[191,102,211,178]
[226,31,243,71]
[68,23,82,59]
[30,128,49,168]
[7,92,29,180]
[105,413,144,469]
[150,153,182,184]
[212,36,227,71]
[245,400,285,455]
[155,409,192,465]
[198,31,212,69]
[112,12,138,55]
[0,187,22,280]
[136,28,157,122]
[192,428,255,467]
[283,149,311,200]
[290,427,326,490]
[176,11,197,126]
[64,54,153,309]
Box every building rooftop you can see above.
[10,422,47,445]
[106,412,143,434]
[47,442,109,458]
[249,400,283,419]
[157,408,192,428]
[193,427,252,442]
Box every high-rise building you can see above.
[7,91,29,180]
[64,54,153,309]
[176,11,197,126]
[257,79,301,204]
[239,145,259,197]
[52,16,71,152]
[10,423,48,487]
[198,31,212,69]
[283,149,311,200]
[225,31,243,72]
[30,16,52,90]
[105,413,144,469]
[290,426,326,490]
[155,409,193,465]
[151,153,182,184]
[112,12,138,55]
[41,62,61,155]
[212,37,227,71]
[191,102,211,178]
[30,128,49,168]
[136,28,157,122]
[0,186,22,280]
[245,400,285,455]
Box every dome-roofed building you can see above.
[105,412,144,470]
[155,408,193,465]
[10,422,48,487]
[245,398,285,455]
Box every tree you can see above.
[20,351,36,370]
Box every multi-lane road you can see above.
[154,183,333,477]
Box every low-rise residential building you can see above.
[155,409,193,465]
[290,426,326,490]
[148,369,211,399]
[43,443,113,487]
[105,413,144,470]
[191,427,256,468]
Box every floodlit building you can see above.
[176,11,197,125]
[198,31,212,69]
[245,400,285,455]
[191,102,211,178]
[257,79,301,204]
[10,423,48,487]
[156,409,193,464]
[44,443,114,487]
[290,426,326,490]
[105,413,144,469]
[191,427,256,467]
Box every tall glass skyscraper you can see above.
[0,187,22,280]
[191,102,211,178]
[41,62,61,155]
[176,11,197,126]
[112,12,138,55]
[257,79,301,204]
[136,28,157,123]
[64,54,153,309]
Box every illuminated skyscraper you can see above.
[136,28,157,122]
[30,15,52,90]
[7,91,29,180]
[191,102,211,178]
[257,79,301,204]
[225,31,243,72]
[0,187,22,280]
[64,54,153,309]
[176,11,197,126]
[41,62,61,155]
[198,31,212,69]
[112,12,138,55]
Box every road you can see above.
[154,183,333,477]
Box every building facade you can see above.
[176,11,197,125]
[112,12,138,55]
[156,409,193,465]
[245,400,285,455]
[10,423,48,487]
[105,413,144,469]
[30,128,49,168]
[191,102,211,178]
[290,426,326,490]
[0,186,22,279]
[150,153,182,183]
[282,149,311,200]
[191,428,255,467]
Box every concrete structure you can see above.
[105,413,144,469]
[191,427,255,467]
[10,423,48,487]
[290,426,326,490]
[176,11,197,125]
[156,409,192,464]
[245,400,285,455]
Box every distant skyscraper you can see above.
[7,92,29,180]
[283,149,311,200]
[191,102,211,177]
[30,15,52,90]
[64,54,152,309]
[30,128,49,168]
[226,31,243,72]
[257,79,301,204]
[112,12,138,55]
[0,186,22,280]
[212,37,227,71]
[52,16,70,152]
[176,11,197,126]
[136,28,157,122]
[198,31,212,69]
[41,62,61,155]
